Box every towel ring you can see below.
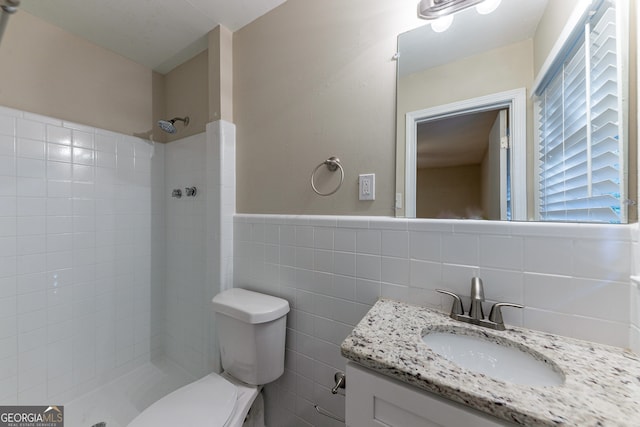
[311,156,344,196]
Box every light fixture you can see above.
[417,0,502,32]
[431,14,454,32]
[476,0,501,15]
[417,0,484,20]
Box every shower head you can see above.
[0,0,19,45]
[1,0,20,10]
[157,120,177,134]
[157,116,189,134]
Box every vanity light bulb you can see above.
[476,0,501,15]
[431,14,453,33]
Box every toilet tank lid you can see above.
[212,288,290,324]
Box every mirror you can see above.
[395,0,636,222]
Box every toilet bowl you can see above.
[127,288,289,427]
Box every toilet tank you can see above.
[211,288,290,385]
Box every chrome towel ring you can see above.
[311,156,344,196]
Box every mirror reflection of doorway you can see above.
[416,108,509,220]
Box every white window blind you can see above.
[535,0,625,223]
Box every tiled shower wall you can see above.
[0,106,162,405]
[163,133,209,378]
[162,121,236,380]
[234,214,633,427]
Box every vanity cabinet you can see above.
[345,362,513,427]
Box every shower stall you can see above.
[0,105,235,426]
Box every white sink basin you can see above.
[422,332,564,387]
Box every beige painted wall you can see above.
[395,39,534,217]
[5,2,634,219]
[164,50,209,142]
[0,10,165,141]
[209,26,233,123]
[532,0,581,76]
[233,0,420,215]
[417,165,482,219]
[156,25,232,143]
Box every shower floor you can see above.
[64,358,195,427]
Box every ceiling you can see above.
[417,109,500,169]
[18,0,549,77]
[19,0,287,74]
[398,0,548,77]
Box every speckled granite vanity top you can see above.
[340,298,640,426]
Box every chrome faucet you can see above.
[468,276,485,321]
[436,277,523,331]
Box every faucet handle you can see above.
[488,302,524,325]
[436,289,464,317]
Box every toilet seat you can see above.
[128,372,258,427]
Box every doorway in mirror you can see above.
[416,108,509,220]
[404,89,527,220]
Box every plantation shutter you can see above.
[536,0,624,223]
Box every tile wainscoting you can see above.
[234,214,635,426]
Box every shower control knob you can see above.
[172,189,182,198]
[185,187,197,197]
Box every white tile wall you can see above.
[0,106,160,405]
[205,120,236,371]
[150,144,165,361]
[163,133,209,378]
[162,121,235,379]
[630,224,640,353]
[234,214,634,427]
[0,115,233,408]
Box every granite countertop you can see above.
[340,298,640,426]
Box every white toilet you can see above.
[128,288,290,427]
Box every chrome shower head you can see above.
[1,0,20,11]
[157,116,189,134]
[0,0,19,45]
[157,120,176,134]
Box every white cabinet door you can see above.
[346,362,513,427]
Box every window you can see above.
[534,0,626,223]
